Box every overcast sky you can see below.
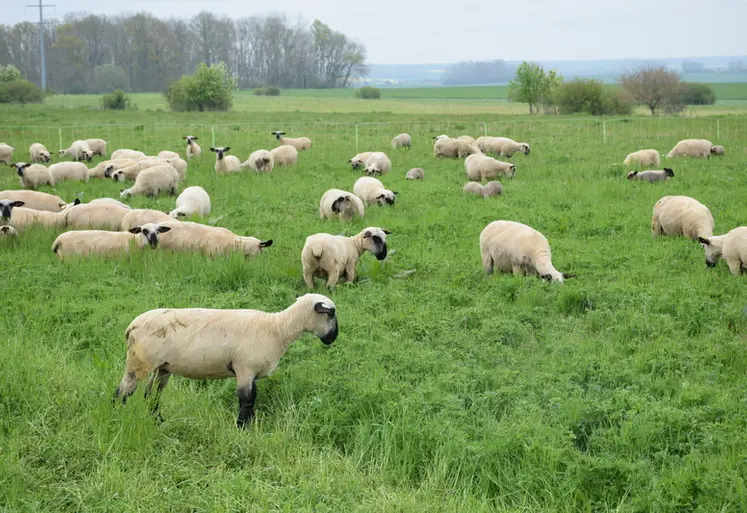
[6,0,746,64]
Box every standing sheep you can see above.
[0,143,14,164]
[624,149,661,167]
[353,177,397,206]
[666,139,714,159]
[627,168,674,183]
[270,145,298,167]
[710,145,725,156]
[29,143,51,163]
[319,189,365,221]
[59,140,94,162]
[85,139,108,157]
[476,137,530,157]
[348,152,374,170]
[363,152,392,176]
[120,165,179,198]
[241,150,274,173]
[120,209,174,232]
[465,154,516,181]
[183,136,202,159]
[111,149,146,160]
[12,162,55,189]
[210,147,241,174]
[65,202,132,231]
[405,168,424,180]
[112,293,338,427]
[0,190,67,212]
[169,186,211,218]
[272,131,311,151]
[391,133,412,149]
[158,150,180,159]
[158,221,272,257]
[463,181,503,198]
[433,138,481,159]
[651,195,714,241]
[699,226,747,276]
[49,162,89,183]
[52,223,171,262]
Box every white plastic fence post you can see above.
[212,125,216,148]
[716,119,720,140]
[603,121,607,144]
[58,128,63,151]
[355,124,359,152]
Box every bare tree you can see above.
[620,66,682,116]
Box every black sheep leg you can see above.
[236,379,257,429]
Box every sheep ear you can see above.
[562,273,577,280]
[192,137,198,140]
[376,194,385,199]
[314,302,334,315]
[129,227,142,234]
[698,237,711,245]
[224,147,231,152]
[73,198,81,205]
[383,229,392,235]
[392,191,399,196]
[260,239,273,248]
[182,136,187,140]
[363,230,372,238]
[11,201,25,207]
[209,148,216,152]
[157,226,171,234]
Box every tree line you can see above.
[0,13,367,93]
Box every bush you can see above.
[680,83,716,105]
[165,77,191,112]
[557,79,632,116]
[253,86,281,96]
[165,62,236,112]
[0,79,43,104]
[600,90,633,115]
[101,89,132,110]
[355,86,381,99]
[0,65,22,83]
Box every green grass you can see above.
[1,104,747,512]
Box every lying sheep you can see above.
[88,198,132,210]
[405,168,424,180]
[210,147,241,174]
[49,162,89,183]
[666,139,714,159]
[302,227,391,288]
[169,186,211,218]
[0,143,13,164]
[651,195,714,241]
[319,189,365,221]
[433,135,449,141]
[434,138,481,158]
[120,209,173,232]
[364,152,392,176]
[272,131,311,151]
[0,199,24,224]
[158,150,180,159]
[111,158,185,183]
[0,190,67,212]
[65,202,132,231]
[463,181,503,198]
[627,168,674,183]
[270,145,298,167]
[465,154,516,181]
[348,152,374,170]
[111,149,146,160]
[710,145,725,156]
[699,226,747,276]
[53,223,170,262]
[158,221,272,258]
[8,207,67,231]
[89,158,136,179]
[353,177,397,206]
[13,162,55,189]
[480,220,575,282]
[29,143,51,163]
[85,138,108,157]
[241,150,274,173]
[0,225,17,237]
[113,293,338,427]
[59,140,93,162]
[476,137,530,157]
[120,165,179,199]
[183,136,202,159]
[391,133,412,149]
[624,149,661,167]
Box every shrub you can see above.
[165,77,192,112]
[557,79,633,116]
[600,90,633,115]
[101,89,132,110]
[356,86,381,99]
[0,64,22,83]
[680,83,716,105]
[253,86,281,96]
[165,62,236,112]
[0,79,43,104]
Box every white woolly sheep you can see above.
[391,133,412,149]
[111,149,146,160]
[113,293,338,427]
[0,199,25,224]
[348,152,374,170]
[169,186,211,218]
[85,139,108,157]
[666,139,714,159]
[88,198,133,210]
[405,168,424,180]
[111,158,185,183]
[210,147,241,174]
[183,136,202,159]
[710,145,725,156]
[434,138,481,159]
[120,209,174,232]
[65,202,132,231]
[363,152,392,176]
[88,158,136,179]
[8,207,67,231]
[0,225,17,237]
[0,190,67,212]
[270,145,298,167]
[624,149,661,167]
[463,181,503,198]
[158,221,272,258]
[29,143,51,163]
[12,162,55,189]
[302,227,391,288]
[120,165,179,199]
[353,176,397,206]
[457,135,476,145]
[241,150,274,173]
[52,223,170,262]
[0,143,14,164]
[651,195,714,241]
[627,168,674,183]
[49,162,89,183]
[433,135,449,141]
[480,220,575,282]
[272,131,311,151]
[465,154,516,181]
[59,140,94,162]
[699,226,747,277]
[319,189,365,221]
[158,150,180,159]
[476,137,530,157]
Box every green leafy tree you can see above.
[508,62,560,115]
[164,62,236,112]
[0,64,22,83]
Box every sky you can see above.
[6,0,747,64]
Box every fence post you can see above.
[355,124,359,152]
[58,128,63,151]
[602,121,607,144]
[483,123,487,136]
[211,126,216,149]
[716,118,720,140]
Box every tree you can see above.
[165,62,235,112]
[620,66,682,115]
[0,64,22,83]
[508,62,559,115]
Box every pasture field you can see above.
[1,106,747,512]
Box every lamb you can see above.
[666,139,714,159]
[52,223,170,262]
[651,195,714,241]
[59,140,94,162]
[405,168,424,180]
[624,149,661,167]
[85,138,108,157]
[183,136,202,159]
[241,150,274,173]
[0,190,67,212]
[391,133,412,149]
[0,199,25,224]
[627,168,674,183]
[29,143,51,163]
[120,165,179,198]
[158,150,180,159]
[479,220,575,282]
[319,189,365,221]
[272,131,311,151]
[0,143,13,164]
[65,202,132,231]
[476,137,531,157]
[12,162,55,189]
[49,162,89,183]
[157,221,272,257]
[348,152,374,170]
[111,149,146,160]
[433,138,481,158]
[302,227,391,288]
[465,154,516,181]
[89,158,137,179]
[112,293,338,427]
[710,145,725,156]
[169,186,211,218]
[210,147,241,174]
[353,177,397,206]
[0,225,17,237]
[363,152,392,176]
[699,226,747,276]
[270,145,298,167]
[463,181,503,198]
[8,207,67,231]
[120,209,174,231]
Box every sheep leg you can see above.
[113,371,139,405]
[326,269,341,289]
[481,253,494,274]
[143,367,171,422]
[344,263,357,283]
[651,216,663,237]
[512,264,523,276]
[303,269,315,288]
[727,259,742,277]
[236,377,257,429]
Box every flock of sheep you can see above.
[0,130,743,428]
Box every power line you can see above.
[25,0,55,90]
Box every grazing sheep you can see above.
[158,150,180,159]
[710,145,725,156]
[480,220,574,282]
[699,226,747,276]
[49,162,89,183]
[29,143,51,163]
[465,154,516,181]
[624,149,661,167]
[164,157,188,181]
[120,165,179,199]
[0,190,67,212]
[348,152,374,170]
[111,149,146,160]
[457,135,476,145]
[158,221,272,258]
[210,147,241,174]
[241,150,274,173]
[302,227,391,288]
[183,136,202,159]
[651,195,714,241]
[434,138,481,158]
[0,225,18,237]
[270,145,298,167]
[476,137,530,157]
[319,189,365,221]
[433,135,449,141]
[85,139,108,157]
[627,168,674,183]
[8,207,67,231]
[87,198,133,210]
[353,177,397,206]
[52,223,170,262]
[0,199,25,224]
[12,162,55,189]
[363,152,392,176]
[0,143,14,164]
[666,139,714,159]
[113,293,338,428]
[59,140,94,162]
[111,158,185,183]
[65,202,132,231]
[405,168,424,180]
[120,209,174,232]
[272,131,311,151]
[391,133,412,149]
[463,181,503,198]
[169,186,211,218]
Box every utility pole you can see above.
[26,0,55,90]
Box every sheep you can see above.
[241,150,274,173]
[49,162,89,184]
[710,145,725,156]
[52,223,170,261]
[270,145,298,167]
[89,158,137,179]
[624,149,661,167]
[12,162,55,189]
[363,152,392,176]
[480,220,575,283]
[272,131,311,151]
[319,189,365,221]
[353,177,397,206]
[59,140,94,162]
[433,135,449,141]
[169,186,211,218]
[29,143,51,163]
[433,138,481,158]
[391,133,412,149]
[0,199,25,225]
[457,135,476,145]
[112,158,186,183]
[651,195,714,241]
[348,152,374,170]
[85,139,108,157]
[157,221,272,257]
[88,198,132,210]
[65,202,132,231]
[302,227,391,288]
[120,165,179,199]
[0,190,67,212]
[8,207,67,231]
[476,137,531,157]
[699,226,747,276]
[120,209,174,232]
[0,143,14,164]
[111,149,146,160]
[405,168,424,180]
[463,181,503,198]
[158,150,180,159]
[465,154,516,181]
[666,139,714,159]
[210,147,241,174]
[112,293,338,427]
[627,168,674,183]
[183,136,202,159]
[0,225,17,238]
